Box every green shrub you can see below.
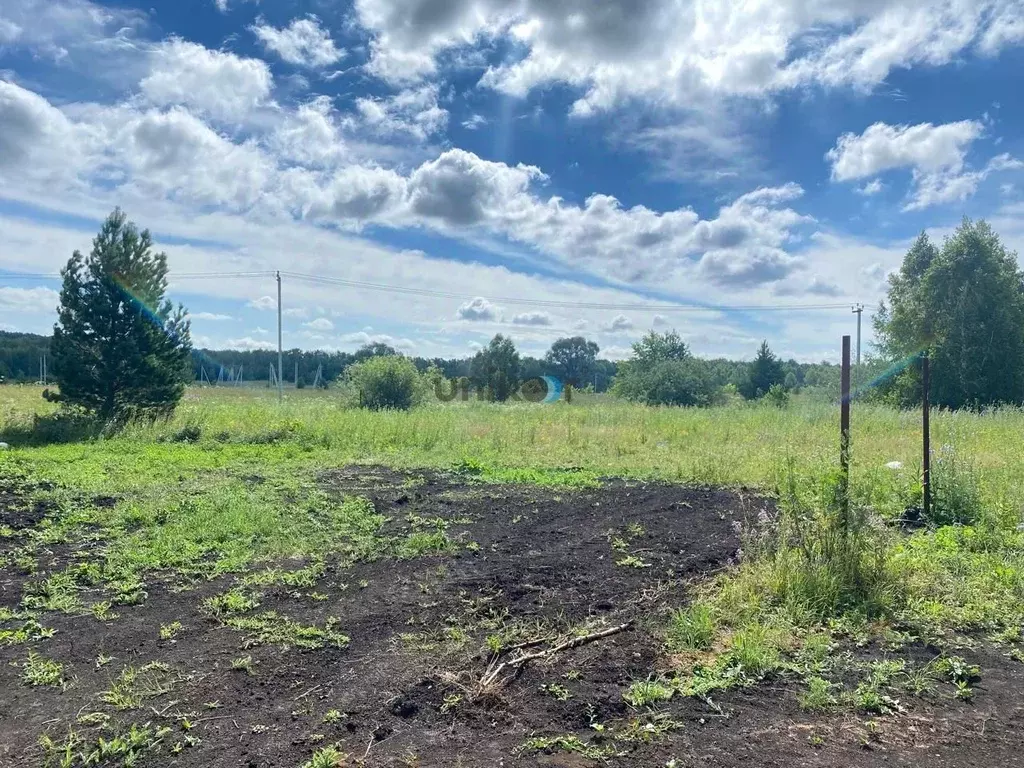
[346,356,423,411]
[765,383,790,409]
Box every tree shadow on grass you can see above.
[0,410,108,448]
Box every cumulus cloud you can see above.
[304,317,334,331]
[0,80,79,176]
[456,297,499,321]
[0,286,59,312]
[652,314,669,326]
[462,114,487,130]
[226,336,275,351]
[251,16,345,68]
[141,38,273,122]
[512,311,551,326]
[353,0,1020,114]
[604,314,633,333]
[828,120,984,181]
[349,85,448,141]
[192,311,233,320]
[248,296,276,310]
[4,83,810,299]
[827,120,1022,210]
[268,97,346,168]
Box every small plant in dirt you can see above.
[159,621,184,640]
[301,744,348,768]
[22,651,66,688]
[203,588,261,618]
[242,561,326,589]
[798,676,838,712]
[1,615,53,646]
[101,662,179,710]
[541,682,572,701]
[231,655,255,674]
[935,655,981,700]
[227,612,350,650]
[39,721,171,768]
[322,709,345,724]
[614,554,651,568]
[521,734,616,760]
[624,679,674,708]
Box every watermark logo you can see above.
[434,375,565,403]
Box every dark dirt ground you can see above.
[1,467,1023,768]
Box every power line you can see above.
[280,271,853,313]
[1,268,857,313]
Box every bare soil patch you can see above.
[1,467,1022,767]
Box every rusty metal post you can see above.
[922,351,931,522]
[840,335,851,528]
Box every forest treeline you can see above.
[1,329,841,394]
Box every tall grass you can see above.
[3,385,1023,518]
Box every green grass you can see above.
[4,384,1024,723]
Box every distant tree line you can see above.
[0,331,49,382]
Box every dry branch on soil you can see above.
[476,622,633,695]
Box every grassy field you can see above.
[3,383,1022,509]
[2,385,1024,766]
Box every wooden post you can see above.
[922,351,931,521]
[840,335,851,529]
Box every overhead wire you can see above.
[2,268,857,313]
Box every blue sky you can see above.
[2,0,1024,361]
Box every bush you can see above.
[765,383,790,409]
[613,358,718,407]
[346,356,422,411]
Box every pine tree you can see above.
[48,209,192,422]
[742,340,785,399]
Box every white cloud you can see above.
[512,311,551,326]
[269,96,346,167]
[191,311,233,320]
[248,296,276,310]
[213,0,228,12]
[141,38,273,123]
[0,80,81,179]
[226,336,275,351]
[652,314,669,326]
[828,120,984,181]
[305,317,334,331]
[0,0,147,67]
[353,0,1021,115]
[604,314,633,333]
[2,79,813,293]
[0,286,59,313]
[456,297,499,322]
[461,114,487,130]
[857,179,885,196]
[349,85,448,141]
[828,120,1022,210]
[251,16,344,68]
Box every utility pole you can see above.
[851,304,864,365]
[276,271,283,403]
[922,351,931,522]
[839,335,852,530]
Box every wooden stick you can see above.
[478,622,632,691]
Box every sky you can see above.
[1,0,1023,362]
